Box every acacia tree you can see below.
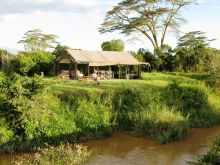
[99,0,196,49]
[18,29,59,52]
[175,31,214,72]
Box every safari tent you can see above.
[56,49,150,79]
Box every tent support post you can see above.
[138,65,142,79]
[125,65,128,79]
[74,62,77,80]
[119,65,121,79]
[53,62,56,75]
[57,63,60,74]
[69,61,71,78]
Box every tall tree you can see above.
[18,29,59,52]
[154,44,175,71]
[99,0,196,49]
[53,44,70,58]
[101,39,125,51]
[175,31,214,72]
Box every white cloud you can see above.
[0,0,117,15]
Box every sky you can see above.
[0,0,219,53]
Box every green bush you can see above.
[22,93,78,141]
[10,51,55,76]
[164,81,220,127]
[13,144,90,165]
[166,81,208,110]
[132,104,188,144]
[112,88,150,130]
[0,117,14,145]
[74,100,112,139]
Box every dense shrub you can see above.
[0,117,14,145]
[13,144,90,165]
[132,104,188,144]
[0,74,78,151]
[22,93,78,141]
[166,81,208,110]
[112,88,151,130]
[10,51,55,76]
[74,100,112,139]
[165,81,220,127]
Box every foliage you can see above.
[129,31,218,73]
[53,44,70,58]
[0,74,46,136]
[133,105,188,144]
[74,100,112,138]
[0,117,14,145]
[100,0,196,49]
[13,144,90,165]
[165,81,220,127]
[129,51,145,62]
[11,51,55,76]
[10,53,36,75]
[175,31,214,72]
[112,88,150,130]
[154,45,176,71]
[0,49,12,73]
[188,136,220,165]
[137,48,157,70]
[101,39,125,51]
[166,72,218,88]
[1,72,220,153]
[18,29,59,52]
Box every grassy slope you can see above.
[50,72,220,128]
[1,72,220,153]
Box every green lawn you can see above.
[47,72,199,92]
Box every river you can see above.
[0,125,220,165]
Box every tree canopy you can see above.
[99,0,197,49]
[18,29,59,52]
[101,39,125,51]
[53,44,70,58]
[175,31,214,72]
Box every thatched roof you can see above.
[58,50,148,66]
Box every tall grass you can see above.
[132,104,188,144]
[13,144,90,165]
[164,81,220,127]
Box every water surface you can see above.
[0,125,220,165]
[83,126,220,165]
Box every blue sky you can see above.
[0,0,219,52]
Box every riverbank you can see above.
[0,72,220,153]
